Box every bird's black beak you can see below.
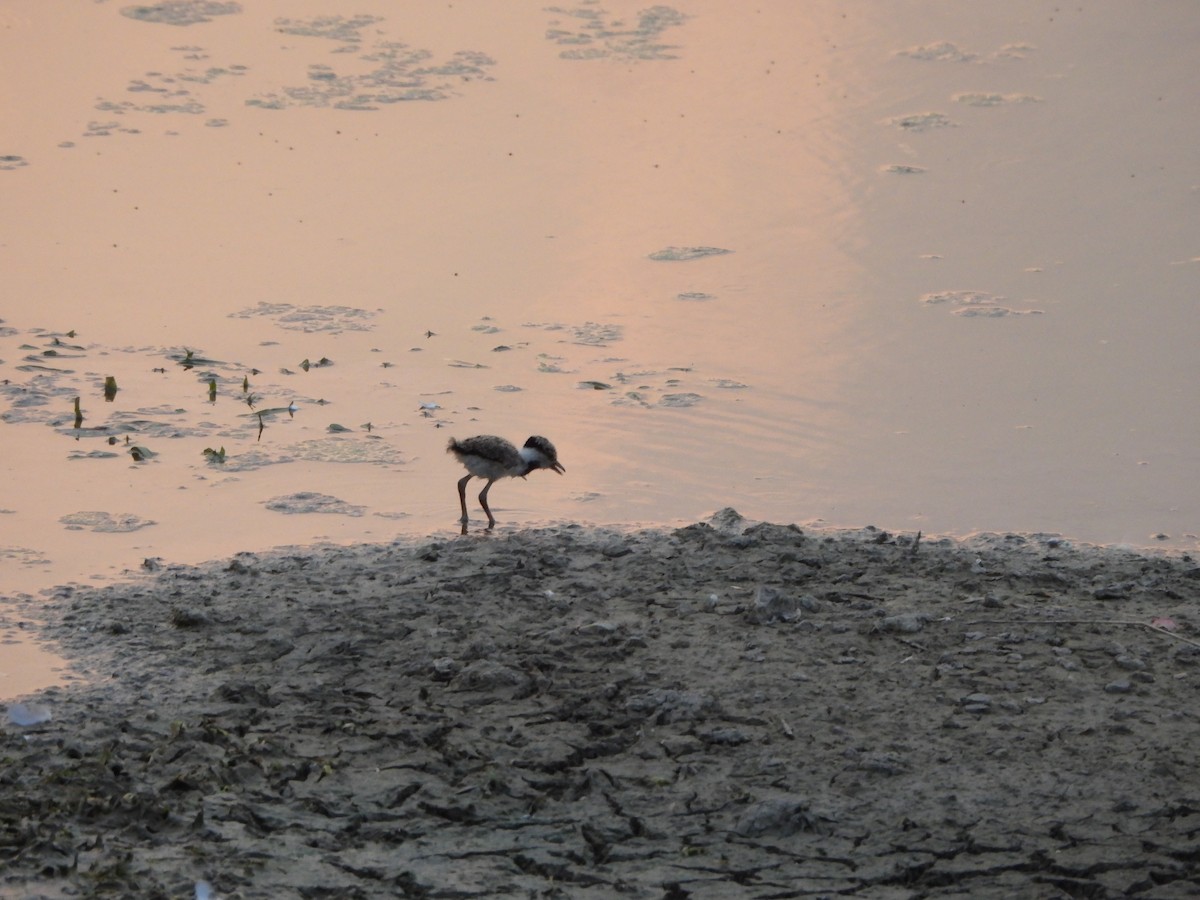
[551,462,565,475]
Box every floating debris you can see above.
[888,112,954,131]
[954,92,1042,107]
[228,302,378,333]
[648,246,732,261]
[920,290,1043,317]
[536,358,572,374]
[59,511,156,532]
[659,392,703,408]
[68,450,122,460]
[298,358,335,371]
[120,1,243,27]
[920,290,998,307]
[245,24,497,110]
[571,322,623,346]
[263,491,365,516]
[248,403,299,419]
[171,348,222,370]
[546,4,688,61]
[523,320,624,348]
[895,41,978,63]
[83,120,141,138]
[283,437,405,465]
[274,14,383,42]
[953,306,1043,318]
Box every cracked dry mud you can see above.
[2,511,1199,898]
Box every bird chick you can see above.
[447,435,564,533]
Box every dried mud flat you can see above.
[3,510,1200,899]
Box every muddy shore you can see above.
[3,510,1199,898]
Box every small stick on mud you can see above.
[909,530,922,558]
[966,617,1200,650]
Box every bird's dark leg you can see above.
[478,478,498,530]
[457,474,473,534]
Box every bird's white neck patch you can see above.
[518,446,545,473]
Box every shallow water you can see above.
[2,0,1198,697]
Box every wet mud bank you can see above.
[3,511,1200,897]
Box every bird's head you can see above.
[523,435,565,475]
